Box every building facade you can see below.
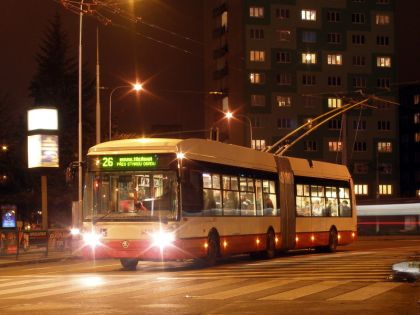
[204,0,399,202]
[399,85,420,198]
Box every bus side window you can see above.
[181,170,203,216]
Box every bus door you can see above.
[275,157,296,250]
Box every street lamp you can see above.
[225,111,253,148]
[108,83,142,140]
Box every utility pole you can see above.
[96,26,101,144]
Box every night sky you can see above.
[0,0,419,137]
[0,0,204,137]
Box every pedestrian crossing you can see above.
[0,247,413,303]
[0,275,404,302]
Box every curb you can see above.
[0,255,81,268]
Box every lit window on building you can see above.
[415,133,420,143]
[377,57,391,67]
[328,98,343,108]
[414,94,420,105]
[251,94,266,107]
[377,141,392,153]
[376,14,390,25]
[416,189,420,198]
[277,96,292,107]
[301,9,316,21]
[249,7,264,18]
[250,50,265,62]
[414,113,420,124]
[302,53,317,64]
[328,141,342,152]
[354,184,368,195]
[249,72,265,84]
[378,184,392,195]
[252,139,266,150]
[327,54,342,65]
[379,163,392,174]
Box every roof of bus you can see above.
[88,138,350,180]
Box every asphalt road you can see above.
[0,238,419,315]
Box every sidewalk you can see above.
[0,250,80,268]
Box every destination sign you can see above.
[99,155,158,169]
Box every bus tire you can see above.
[264,230,276,259]
[206,232,219,266]
[120,258,138,270]
[318,228,338,253]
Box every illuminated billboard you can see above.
[1,205,16,229]
[28,135,59,168]
[27,108,58,131]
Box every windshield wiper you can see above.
[92,211,115,225]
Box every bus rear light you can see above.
[256,238,260,245]
[351,232,356,238]
[338,234,341,240]
[311,235,315,241]
[204,242,208,249]
[275,237,279,244]
[295,236,299,242]
[223,240,228,248]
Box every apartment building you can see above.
[204,0,398,202]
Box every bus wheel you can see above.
[264,230,276,259]
[206,233,219,266]
[319,229,338,253]
[120,258,138,270]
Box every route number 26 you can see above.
[102,157,114,167]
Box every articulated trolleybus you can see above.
[81,138,357,269]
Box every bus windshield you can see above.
[83,171,178,222]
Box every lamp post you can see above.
[77,0,85,228]
[108,83,142,140]
[225,111,253,148]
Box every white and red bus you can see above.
[80,138,357,269]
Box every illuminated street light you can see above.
[225,111,253,148]
[108,83,142,140]
[1,145,7,152]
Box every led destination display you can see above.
[101,155,157,168]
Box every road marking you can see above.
[260,281,348,301]
[0,278,78,297]
[196,279,297,300]
[3,277,139,299]
[328,282,402,301]
[79,278,195,298]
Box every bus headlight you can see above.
[83,232,101,248]
[151,231,175,249]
